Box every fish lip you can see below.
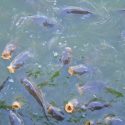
[1,52,12,60]
[7,65,16,73]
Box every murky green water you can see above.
[0,0,125,125]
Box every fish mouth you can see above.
[7,65,16,73]
[68,67,75,76]
[1,52,12,60]
[12,101,22,110]
[65,102,74,113]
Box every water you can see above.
[0,0,125,124]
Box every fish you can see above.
[9,110,24,125]
[1,42,17,60]
[7,50,33,73]
[0,76,10,92]
[85,101,110,111]
[76,81,106,95]
[47,105,64,121]
[31,15,57,28]
[65,99,79,113]
[20,78,49,121]
[84,120,96,125]
[68,64,89,76]
[60,47,72,65]
[104,115,124,125]
[61,6,92,15]
[16,15,57,28]
[77,84,93,95]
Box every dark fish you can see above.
[104,115,124,125]
[115,9,125,13]
[0,76,10,92]
[31,15,57,28]
[7,50,33,73]
[86,101,110,111]
[61,6,92,15]
[68,64,89,76]
[77,81,106,96]
[60,47,72,65]
[20,78,49,121]
[9,110,24,125]
[48,105,64,121]
[1,42,17,60]
[16,15,57,30]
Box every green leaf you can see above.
[106,87,124,98]
[37,81,55,88]
[50,70,60,81]
[26,70,42,79]
[0,100,11,110]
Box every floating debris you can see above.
[53,51,58,57]
[47,105,65,121]
[7,50,33,73]
[61,6,92,15]
[20,78,49,121]
[8,78,14,83]
[12,101,22,110]
[9,110,24,125]
[1,42,17,60]
[60,47,72,65]
[65,99,79,113]
[68,64,89,76]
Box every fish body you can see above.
[77,81,106,95]
[32,15,56,28]
[21,78,49,121]
[104,116,124,125]
[2,42,16,60]
[0,76,10,92]
[60,47,72,65]
[16,15,57,29]
[9,110,24,125]
[86,101,110,111]
[48,105,64,121]
[7,50,33,73]
[62,6,92,15]
[68,64,89,76]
